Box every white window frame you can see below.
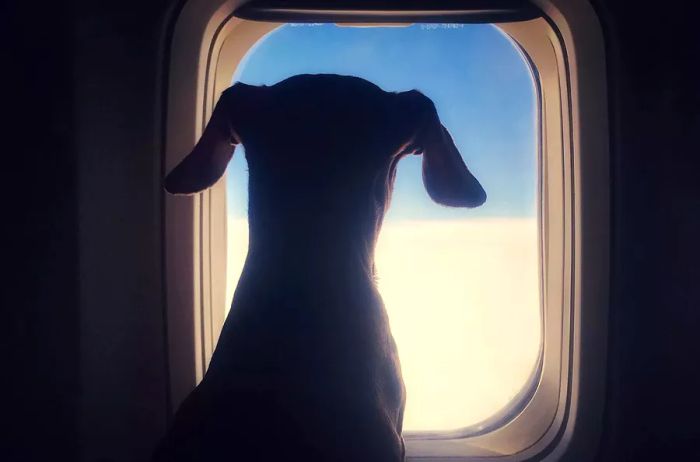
[163,1,609,460]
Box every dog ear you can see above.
[164,83,250,195]
[398,90,487,208]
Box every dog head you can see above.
[165,74,486,214]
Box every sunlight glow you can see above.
[226,217,541,431]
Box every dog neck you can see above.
[239,140,399,290]
[245,207,381,282]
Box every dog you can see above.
[155,74,486,461]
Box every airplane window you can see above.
[223,23,540,433]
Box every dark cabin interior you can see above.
[4,0,699,461]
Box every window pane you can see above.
[224,23,540,432]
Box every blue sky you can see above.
[226,23,536,221]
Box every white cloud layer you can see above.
[225,218,541,431]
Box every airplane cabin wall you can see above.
[71,1,174,461]
[5,2,80,461]
[591,0,700,459]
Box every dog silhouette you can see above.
[155,74,485,461]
